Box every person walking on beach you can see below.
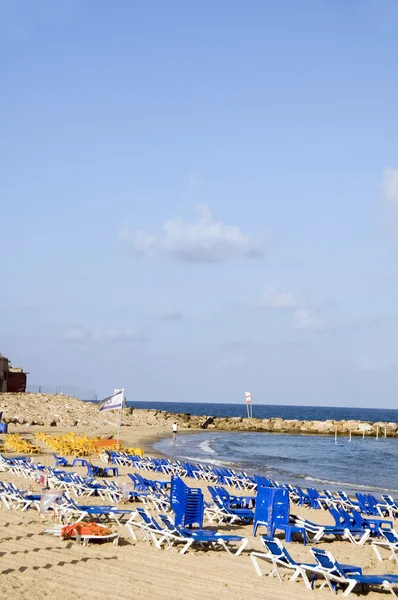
[172,422,178,441]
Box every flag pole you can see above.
[115,392,125,449]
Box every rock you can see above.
[309,421,334,433]
[357,422,373,432]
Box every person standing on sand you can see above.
[172,422,178,441]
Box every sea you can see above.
[128,402,398,495]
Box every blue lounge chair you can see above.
[207,486,255,523]
[52,453,69,468]
[62,493,134,525]
[310,547,398,596]
[158,514,248,555]
[250,537,324,589]
[349,508,392,537]
[294,513,370,545]
[372,529,398,563]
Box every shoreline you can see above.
[142,428,398,496]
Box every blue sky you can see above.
[2,0,398,407]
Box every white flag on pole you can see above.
[98,388,124,412]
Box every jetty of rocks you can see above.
[0,393,396,437]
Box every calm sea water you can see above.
[130,402,398,495]
[129,401,398,423]
[154,432,398,495]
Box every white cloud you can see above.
[382,167,398,240]
[383,167,398,212]
[357,351,397,372]
[293,307,323,331]
[255,286,301,309]
[64,327,97,344]
[120,204,263,263]
[157,309,183,321]
[221,356,245,368]
[254,286,323,331]
[64,326,146,344]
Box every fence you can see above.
[26,384,97,401]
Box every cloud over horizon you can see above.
[254,286,323,331]
[120,204,264,263]
[383,168,398,232]
[64,326,146,344]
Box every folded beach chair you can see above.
[310,547,398,597]
[372,529,398,563]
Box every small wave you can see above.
[199,440,216,455]
[304,476,398,494]
[175,454,234,468]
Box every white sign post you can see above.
[245,392,253,418]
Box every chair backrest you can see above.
[310,548,342,576]
[381,529,398,544]
[159,514,176,531]
[136,507,162,530]
[329,506,350,527]
[261,537,293,566]
[254,475,273,489]
[382,494,396,508]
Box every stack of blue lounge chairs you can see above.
[253,485,307,543]
[171,475,204,529]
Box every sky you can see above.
[1,0,398,407]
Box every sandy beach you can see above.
[1,423,398,600]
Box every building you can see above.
[7,367,27,393]
[0,354,28,393]
[0,355,8,392]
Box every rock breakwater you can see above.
[0,393,396,436]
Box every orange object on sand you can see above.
[61,522,112,539]
[90,439,122,449]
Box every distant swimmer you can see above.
[172,422,178,441]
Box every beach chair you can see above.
[294,513,371,545]
[310,547,398,597]
[336,491,360,510]
[61,493,134,525]
[158,514,248,555]
[1,482,42,511]
[126,508,194,552]
[52,453,69,468]
[207,486,254,524]
[349,507,392,537]
[250,537,325,589]
[381,496,398,519]
[372,529,398,563]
